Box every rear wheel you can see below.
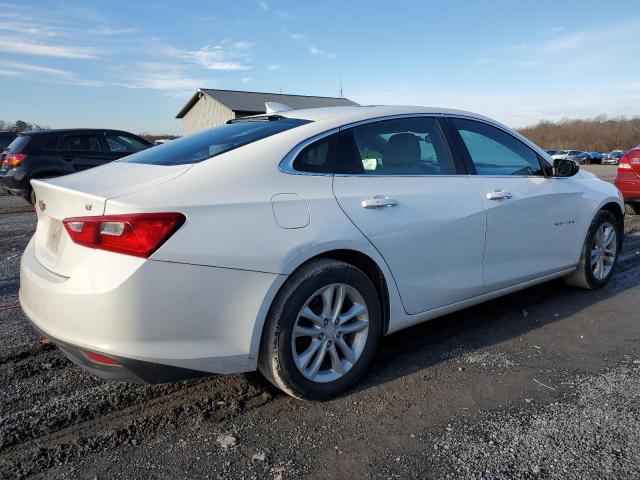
[259,259,382,400]
[626,203,640,216]
[564,210,622,289]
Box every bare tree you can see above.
[518,115,640,152]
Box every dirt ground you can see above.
[1,166,639,479]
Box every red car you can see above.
[615,147,640,215]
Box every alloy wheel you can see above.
[591,222,617,280]
[291,283,369,383]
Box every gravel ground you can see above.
[1,167,640,479]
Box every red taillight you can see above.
[618,154,632,170]
[63,212,185,258]
[84,351,120,366]
[4,153,27,168]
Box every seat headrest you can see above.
[384,133,421,167]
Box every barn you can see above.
[176,88,358,135]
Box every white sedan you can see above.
[20,106,624,399]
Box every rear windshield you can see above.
[5,136,30,153]
[121,118,311,166]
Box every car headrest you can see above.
[384,133,421,167]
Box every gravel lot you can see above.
[1,166,640,479]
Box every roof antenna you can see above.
[339,72,343,97]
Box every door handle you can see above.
[361,195,399,209]
[486,190,513,200]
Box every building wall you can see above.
[181,94,235,135]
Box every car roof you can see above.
[20,128,141,136]
[276,105,498,126]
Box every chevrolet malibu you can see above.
[20,106,624,400]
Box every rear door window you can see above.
[39,135,61,152]
[63,134,102,152]
[122,117,310,166]
[345,117,455,175]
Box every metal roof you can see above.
[176,88,358,118]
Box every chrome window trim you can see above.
[278,128,339,176]
[278,112,553,177]
[279,114,448,176]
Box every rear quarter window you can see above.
[121,118,310,166]
[5,136,31,153]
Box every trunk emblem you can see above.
[85,204,93,211]
[38,199,46,212]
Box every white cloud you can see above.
[241,77,254,83]
[89,26,138,35]
[0,36,97,58]
[0,59,72,76]
[190,43,252,71]
[309,45,335,59]
[125,62,206,90]
[621,82,640,91]
[513,60,542,67]
[268,64,281,71]
[472,57,494,65]
[0,20,58,37]
[539,32,587,53]
[259,1,269,11]
[232,41,253,49]
[506,42,530,50]
[275,11,291,19]
[291,33,305,41]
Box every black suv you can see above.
[0,129,152,203]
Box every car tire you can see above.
[626,203,640,216]
[564,209,622,289]
[259,258,382,400]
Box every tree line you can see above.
[0,120,48,132]
[517,115,640,153]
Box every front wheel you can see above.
[564,210,622,289]
[259,259,382,400]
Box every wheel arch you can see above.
[301,249,391,335]
[600,201,624,229]
[249,247,396,366]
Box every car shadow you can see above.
[350,260,640,396]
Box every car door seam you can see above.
[330,174,410,315]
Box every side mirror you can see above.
[553,158,579,177]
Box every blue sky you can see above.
[1,0,639,134]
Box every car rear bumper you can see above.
[30,323,213,383]
[19,237,284,382]
[615,174,640,203]
[0,168,29,195]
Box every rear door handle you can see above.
[361,195,399,209]
[486,190,513,200]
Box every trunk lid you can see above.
[31,162,191,277]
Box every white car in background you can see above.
[604,150,625,165]
[20,106,624,400]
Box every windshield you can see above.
[121,117,311,166]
